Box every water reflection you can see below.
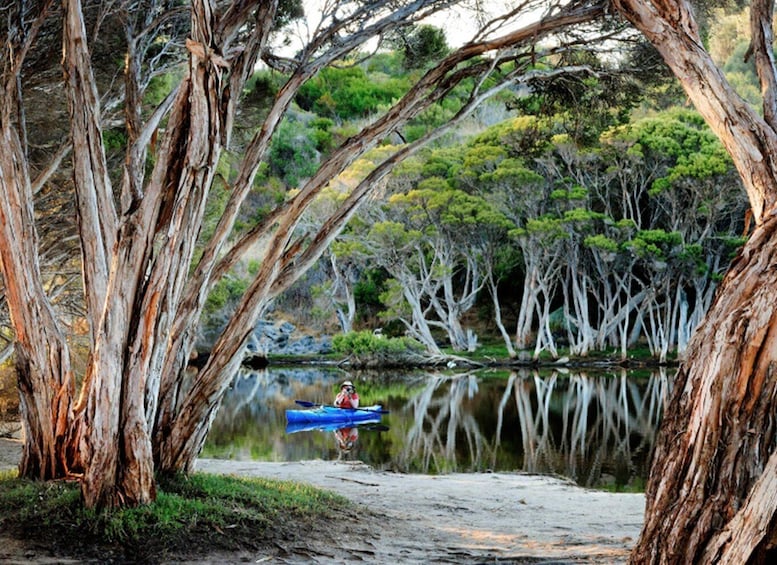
[204,367,670,489]
[284,406,387,460]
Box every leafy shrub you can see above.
[400,25,449,70]
[332,330,422,358]
[268,117,320,186]
[296,66,409,120]
[204,276,248,318]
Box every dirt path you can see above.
[1,438,645,563]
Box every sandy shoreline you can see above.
[1,438,645,563]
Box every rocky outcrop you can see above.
[192,319,333,370]
[247,320,333,356]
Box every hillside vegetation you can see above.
[206,24,751,363]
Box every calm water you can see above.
[203,367,671,490]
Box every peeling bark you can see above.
[610,0,777,561]
[0,110,76,480]
[630,214,777,563]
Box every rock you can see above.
[251,319,332,356]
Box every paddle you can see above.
[294,400,390,414]
[360,423,390,432]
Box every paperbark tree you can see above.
[363,185,510,352]
[610,0,777,562]
[0,0,609,508]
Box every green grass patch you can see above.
[456,343,512,359]
[356,379,427,403]
[0,471,350,562]
[598,476,647,493]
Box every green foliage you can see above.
[563,207,604,224]
[524,215,565,239]
[248,173,288,226]
[402,101,463,141]
[508,51,644,144]
[181,37,744,362]
[275,0,305,29]
[707,8,747,65]
[604,108,733,196]
[470,115,554,158]
[204,275,249,318]
[377,279,412,321]
[365,51,405,75]
[420,147,465,178]
[628,229,682,259]
[103,129,127,153]
[368,220,420,248]
[296,65,410,120]
[551,185,588,201]
[721,235,747,251]
[244,71,285,113]
[584,234,619,253]
[396,25,449,70]
[268,116,320,186]
[332,330,423,356]
[144,73,177,107]
[719,40,761,107]
[387,186,512,234]
[310,117,335,152]
[352,268,389,321]
[0,472,346,560]
[455,145,508,188]
[481,158,544,187]
[677,243,710,276]
[196,154,234,248]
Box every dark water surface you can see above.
[203,367,671,490]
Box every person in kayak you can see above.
[334,380,360,409]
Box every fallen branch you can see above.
[324,475,380,487]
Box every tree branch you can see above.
[749,0,777,131]
[62,0,118,325]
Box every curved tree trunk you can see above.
[611,0,777,562]
[630,214,777,563]
[2,0,611,508]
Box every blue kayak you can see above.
[285,404,384,426]
[285,418,383,434]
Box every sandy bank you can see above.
[1,438,644,563]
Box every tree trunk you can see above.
[486,272,516,358]
[606,0,777,558]
[0,117,77,479]
[630,214,777,563]
[515,264,540,349]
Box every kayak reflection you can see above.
[284,418,385,434]
[285,419,390,460]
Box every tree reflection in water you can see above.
[205,367,669,488]
[403,373,486,473]
[400,369,669,488]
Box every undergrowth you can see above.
[0,470,349,562]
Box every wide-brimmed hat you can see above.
[341,380,354,388]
